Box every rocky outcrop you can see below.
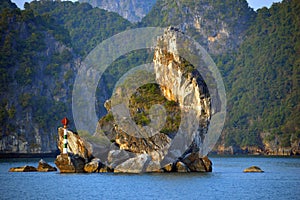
[79,0,156,22]
[9,160,57,172]
[79,28,212,173]
[55,126,212,173]
[9,165,37,172]
[55,27,213,173]
[37,159,57,172]
[243,166,264,173]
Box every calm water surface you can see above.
[0,156,299,199]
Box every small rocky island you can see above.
[243,166,264,173]
[55,27,213,173]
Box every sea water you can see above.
[0,156,299,200]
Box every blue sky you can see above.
[12,0,282,10]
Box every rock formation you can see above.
[55,27,213,173]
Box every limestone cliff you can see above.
[153,27,212,157]
[142,0,255,55]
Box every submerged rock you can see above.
[243,166,264,173]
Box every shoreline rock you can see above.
[9,165,37,172]
[9,159,57,172]
[37,159,57,172]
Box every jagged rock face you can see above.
[153,27,211,151]
[79,0,156,22]
[154,28,210,119]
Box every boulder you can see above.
[202,156,213,172]
[84,158,101,173]
[182,153,212,172]
[114,154,150,173]
[243,166,264,173]
[162,163,174,172]
[84,158,112,173]
[175,161,190,173]
[37,159,57,172]
[107,149,132,169]
[146,161,163,173]
[9,165,37,172]
[54,153,85,173]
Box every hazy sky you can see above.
[12,0,283,10]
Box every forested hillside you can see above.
[27,0,131,56]
[0,0,74,153]
[0,0,299,155]
[223,0,300,152]
[0,0,132,153]
[138,0,300,154]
